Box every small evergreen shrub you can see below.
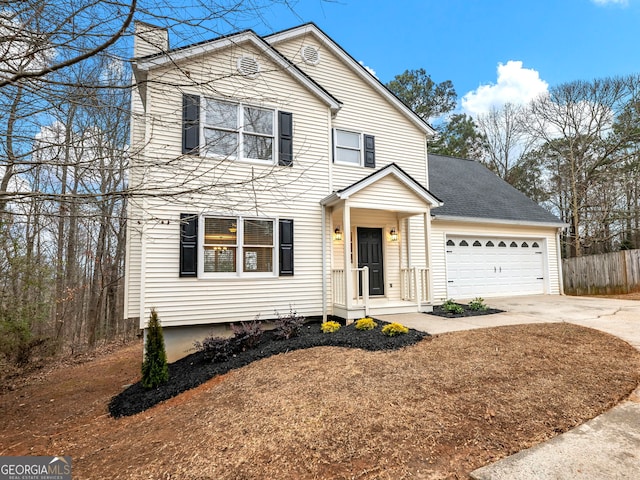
[381,322,409,337]
[320,321,341,333]
[443,299,465,314]
[230,319,263,351]
[469,297,488,312]
[193,335,234,363]
[274,307,305,339]
[141,308,169,389]
[355,317,378,330]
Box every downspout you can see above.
[321,205,327,322]
[556,227,565,295]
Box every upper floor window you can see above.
[203,99,274,163]
[183,94,292,166]
[334,129,361,165]
[333,129,376,168]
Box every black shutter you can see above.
[278,111,293,166]
[279,219,294,276]
[180,213,198,277]
[182,94,200,155]
[364,134,375,168]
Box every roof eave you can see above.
[431,214,568,229]
[265,24,436,137]
[134,30,342,112]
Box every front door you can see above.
[357,227,384,296]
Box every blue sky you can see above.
[217,0,639,116]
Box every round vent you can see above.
[301,45,320,65]
[237,56,260,77]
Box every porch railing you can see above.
[331,267,369,314]
[401,267,430,304]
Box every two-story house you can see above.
[126,22,565,361]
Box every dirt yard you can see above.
[1,323,639,479]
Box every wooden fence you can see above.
[562,249,640,295]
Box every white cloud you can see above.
[591,0,628,6]
[358,60,377,79]
[461,60,549,117]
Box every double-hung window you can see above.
[203,99,274,162]
[203,217,238,273]
[202,216,274,275]
[333,129,375,168]
[243,219,274,273]
[334,129,362,165]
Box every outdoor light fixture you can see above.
[334,226,342,241]
[390,227,398,242]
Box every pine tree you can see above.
[141,308,169,388]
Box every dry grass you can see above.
[1,323,639,479]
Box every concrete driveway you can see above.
[377,295,640,479]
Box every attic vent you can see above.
[301,45,320,65]
[237,56,260,77]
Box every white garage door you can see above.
[446,236,546,298]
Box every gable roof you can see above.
[264,23,437,137]
[428,154,565,227]
[133,29,342,113]
[321,163,442,208]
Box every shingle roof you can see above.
[428,154,564,225]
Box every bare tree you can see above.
[476,103,537,183]
[0,0,308,363]
[527,76,639,256]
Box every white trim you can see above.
[432,214,567,228]
[321,164,442,208]
[265,25,436,136]
[333,128,363,166]
[557,227,565,295]
[198,214,277,278]
[134,31,342,113]
[201,98,277,165]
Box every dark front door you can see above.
[357,227,384,296]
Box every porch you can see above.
[320,164,442,321]
[331,266,433,319]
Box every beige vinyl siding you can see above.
[132,42,334,327]
[348,175,429,212]
[124,214,142,319]
[271,37,429,190]
[430,220,561,303]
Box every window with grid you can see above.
[203,217,238,273]
[243,219,274,272]
[203,99,274,162]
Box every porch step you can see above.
[369,303,433,316]
[333,301,433,320]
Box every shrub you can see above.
[443,299,465,314]
[141,308,169,389]
[0,319,47,366]
[320,321,341,333]
[194,335,234,363]
[381,322,409,337]
[274,306,305,339]
[469,297,488,312]
[230,319,263,351]
[355,317,378,330]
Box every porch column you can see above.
[423,210,433,304]
[343,201,352,310]
[321,205,327,322]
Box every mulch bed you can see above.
[109,320,428,418]
[430,302,504,318]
